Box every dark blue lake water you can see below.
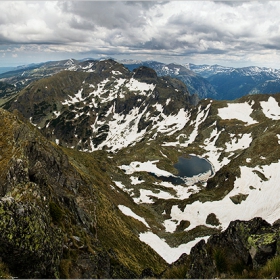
[174,155,213,177]
[150,155,213,185]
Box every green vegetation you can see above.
[213,248,228,273]
[162,264,189,279]
[49,201,64,224]
[0,261,12,279]
[247,232,277,248]
[62,147,167,276]
[259,255,280,278]
[59,259,72,279]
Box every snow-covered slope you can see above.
[6,59,195,153]
[188,63,280,80]
[186,63,235,78]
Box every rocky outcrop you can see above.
[133,66,158,84]
[184,217,280,278]
[0,113,93,278]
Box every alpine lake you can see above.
[150,155,214,185]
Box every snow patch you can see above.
[130,176,145,185]
[156,108,190,137]
[118,205,149,228]
[134,189,174,204]
[218,102,258,125]
[153,181,199,201]
[153,103,163,112]
[163,104,211,147]
[225,133,252,152]
[260,97,280,120]
[126,78,155,95]
[90,104,149,152]
[139,232,209,264]
[120,160,173,177]
[112,70,122,75]
[201,125,229,172]
[114,181,127,190]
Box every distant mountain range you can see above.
[0,67,15,74]
[1,58,280,101]
[187,63,280,100]
[124,60,280,100]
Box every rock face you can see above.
[133,66,158,83]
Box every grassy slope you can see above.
[61,147,167,275]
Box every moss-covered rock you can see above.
[248,232,277,268]
[0,197,63,278]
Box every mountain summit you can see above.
[5,59,197,152]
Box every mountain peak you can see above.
[133,66,157,83]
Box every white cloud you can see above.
[0,1,280,68]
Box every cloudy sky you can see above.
[1,1,280,68]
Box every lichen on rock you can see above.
[0,196,63,278]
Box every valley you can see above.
[0,58,280,278]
